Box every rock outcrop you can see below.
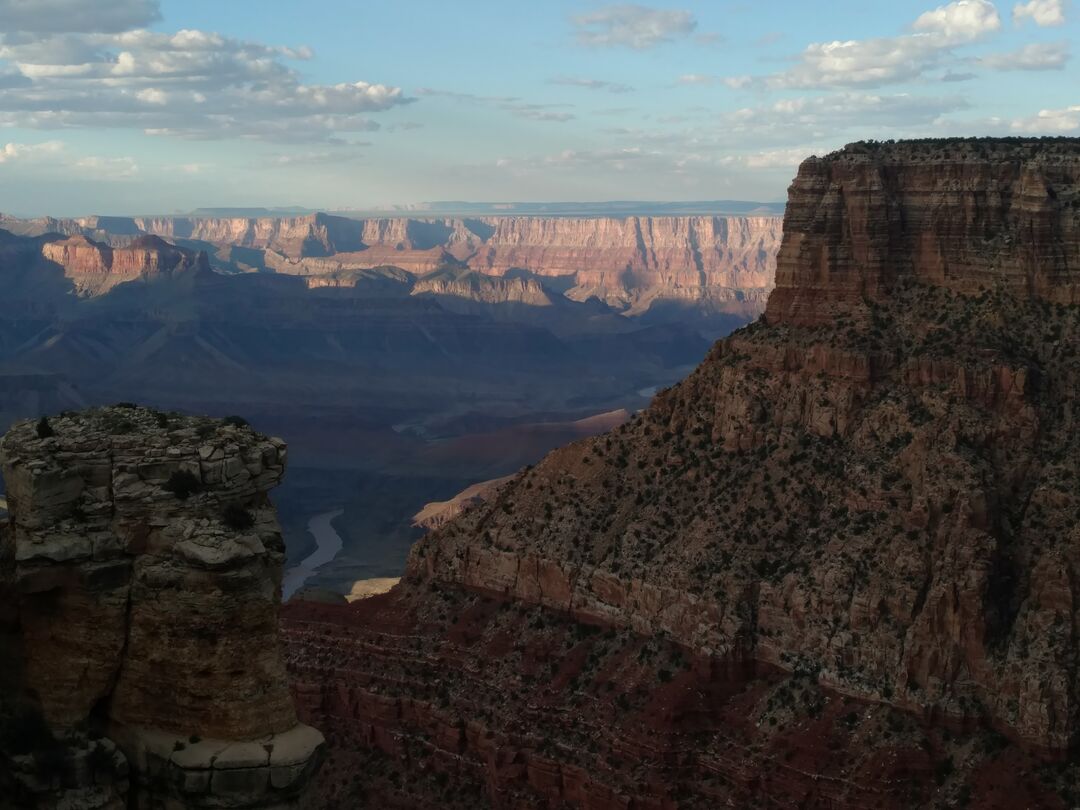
[281,138,1080,808]
[1,406,323,808]
[41,235,208,296]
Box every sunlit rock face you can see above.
[1,406,323,809]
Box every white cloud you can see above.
[734,0,1002,89]
[979,41,1069,69]
[74,155,138,178]
[741,148,816,169]
[1010,104,1080,131]
[0,139,63,163]
[0,0,160,34]
[677,74,716,85]
[571,5,697,49]
[0,139,137,178]
[912,0,1002,44]
[1013,0,1066,26]
[416,88,574,123]
[550,76,634,93]
[0,10,410,142]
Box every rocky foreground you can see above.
[281,138,1080,808]
[0,407,322,809]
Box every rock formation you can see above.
[281,138,1080,808]
[5,211,782,320]
[41,234,208,296]
[0,406,323,808]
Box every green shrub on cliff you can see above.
[163,469,202,500]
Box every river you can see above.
[281,508,345,600]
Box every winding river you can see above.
[281,508,344,600]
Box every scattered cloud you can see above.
[731,0,1003,90]
[571,4,696,49]
[912,0,1002,42]
[694,32,726,47]
[550,76,634,93]
[1010,104,1080,132]
[0,0,161,34]
[265,150,368,168]
[0,139,137,178]
[1013,0,1066,26]
[729,147,818,169]
[979,41,1069,69]
[0,8,411,142]
[417,88,574,123]
[0,139,63,163]
[74,155,138,178]
[677,74,716,85]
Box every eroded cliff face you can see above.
[768,139,1080,326]
[51,212,781,316]
[41,234,208,296]
[1,407,323,809]
[281,139,1080,809]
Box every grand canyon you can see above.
[0,207,781,599]
[4,136,1080,809]
[1,1,1078,807]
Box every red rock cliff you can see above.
[768,139,1080,326]
[281,139,1080,809]
[41,234,207,296]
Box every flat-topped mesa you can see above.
[41,234,209,296]
[1,406,323,809]
[767,137,1080,327]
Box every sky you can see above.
[0,0,1076,215]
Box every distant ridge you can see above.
[340,200,785,217]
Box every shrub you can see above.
[223,415,249,428]
[163,470,202,500]
[35,417,54,439]
[222,503,255,531]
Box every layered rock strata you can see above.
[13,211,782,317]
[1,407,323,808]
[41,235,207,296]
[282,138,1080,808]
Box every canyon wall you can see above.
[14,212,782,316]
[282,138,1080,809]
[41,234,209,296]
[1,406,323,809]
[768,139,1080,326]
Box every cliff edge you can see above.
[1,406,323,809]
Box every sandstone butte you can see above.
[11,211,781,318]
[279,138,1080,809]
[40,234,208,297]
[0,407,324,809]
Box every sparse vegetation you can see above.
[163,469,202,500]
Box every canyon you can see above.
[279,138,1080,808]
[0,209,778,601]
[0,211,780,324]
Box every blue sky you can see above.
[0,0,1076,214]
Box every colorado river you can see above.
[281,508,344,600]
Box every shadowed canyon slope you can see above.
[0,209,775,612]
[282,138,1080,809]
